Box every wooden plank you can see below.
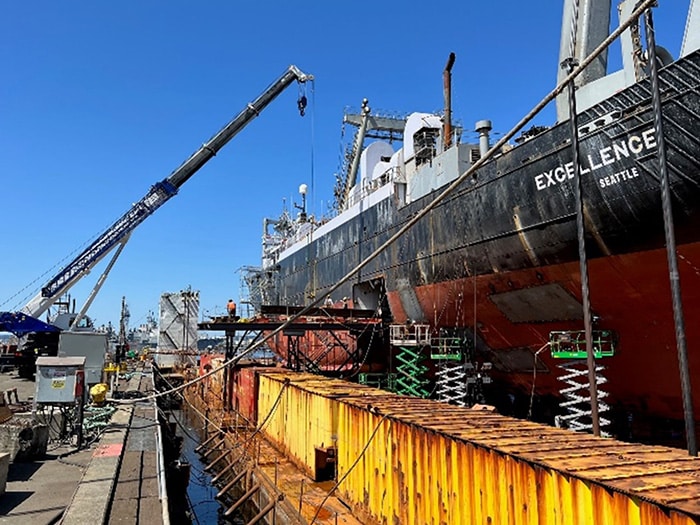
[140,452,160,498]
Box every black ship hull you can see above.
[258,49,700,432]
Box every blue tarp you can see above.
[0,312,60,336]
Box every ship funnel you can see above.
[475,119,492,157]
[443,52,456,151]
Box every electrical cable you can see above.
[309,79,316,218]
[194,381,289,471]
[185,490,202,525]
[153,404,212,469]
[315,289,385,379]
[154,365,289,460]
[528,342,550,420]
[151,366,227,446]
[56,452,89,469]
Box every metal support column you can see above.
[645,7,697,456]
[562,0,601,435]
[286,332,303,372]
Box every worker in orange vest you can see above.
[227,299,237,320]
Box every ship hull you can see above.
[386,240,700,422]
[262,49,700,427]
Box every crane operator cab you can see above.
[15,313,95,379]
[52,313,94,331]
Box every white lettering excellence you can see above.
[534,128,656,191]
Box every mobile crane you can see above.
[2,65,313,377]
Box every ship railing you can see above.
[262,225,306,260]
[344,166,405,209]
[371,166,404,188]
[345,184,363,208]
[262,234,286,252]
[283,221,316,246]
[389,323,431,346]
[389,165,406,184]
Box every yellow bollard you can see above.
[90,383,108,405]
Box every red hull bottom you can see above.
[386,241,700,424]
[266,328,375,373]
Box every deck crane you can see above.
[1,65,312,337]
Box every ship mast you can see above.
[117,296,129,363]
[556,0,611,120]
[339,99,371,211]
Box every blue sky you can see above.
[0,1,690,330]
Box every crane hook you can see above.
[297,94,307,117]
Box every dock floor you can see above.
[0,362,166,525]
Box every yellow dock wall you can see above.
[257,372,340,477]
[255,371,700,525]
[335,400,699,525]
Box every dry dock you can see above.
[185,365,700,525]
[3,359,700,524]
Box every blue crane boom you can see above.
[13,65,312,325]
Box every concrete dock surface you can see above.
[0,363,165,525]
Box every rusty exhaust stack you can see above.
[443,52,456,151]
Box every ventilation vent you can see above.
[470,148,481,163]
